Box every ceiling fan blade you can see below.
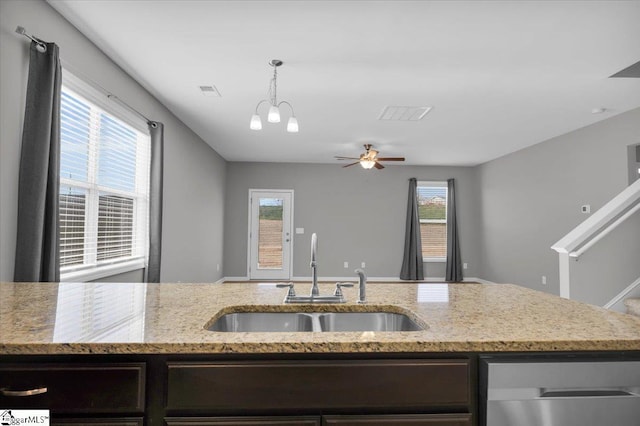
[376,157,405,161]
[374,162,385,169]
[335,156,360,160]
[342,162,360,168]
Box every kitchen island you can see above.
[1,281,639,354]
[1,281,639,426]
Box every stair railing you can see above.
[551,178,640,299]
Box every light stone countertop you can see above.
[1,281,639,355]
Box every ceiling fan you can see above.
[335,144,405,169]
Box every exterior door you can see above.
[248,190,293,280]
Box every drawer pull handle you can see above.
[0,387,48,397]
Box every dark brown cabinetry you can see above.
[322,414,472,425]
[0,355,475,426]
[52,420,144,426]
[167,359,470,412]
[164,358,473,425]
[0,362,145,424]
[165,417,321,425]
[164,414,471,426]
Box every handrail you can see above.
[551,178,640,299]
[551,178,640,256]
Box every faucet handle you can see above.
[334,282,354,297]
[276,282,296,297]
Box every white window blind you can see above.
[59,75,150,281]
[417,181,448,260]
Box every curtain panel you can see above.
[400,178,424,280]
[145,121,164,283]
[445,178,463,282]
[14,41,62,282]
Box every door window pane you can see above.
[258,198,283,269]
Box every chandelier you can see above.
[250,59,298,133]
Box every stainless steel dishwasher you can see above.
[481,357,640,426]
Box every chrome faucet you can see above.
[310,232,319,296]
[355,268,367,303]
[278,233,363,304]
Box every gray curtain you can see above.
[144,121,164,283]
[14,41,61,282]
[445,178,463,282]
[400,178,424,280]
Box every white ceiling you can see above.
[48,0,640,166]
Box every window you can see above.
[417,181,448,261]
[59,73,150,281]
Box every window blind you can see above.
[417,183,448,259]
[59,85,150,277]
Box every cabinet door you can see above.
[167,359,470,412]
[165,417,321,425]
[322,414,472,426]
[0,363,145,413]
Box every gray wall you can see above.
[478,108,640,301]
[224,163,481,279]
[0,0,226,283]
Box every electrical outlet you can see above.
[463,263,468,270]
[581,205,591,214]
[361,262,366,268]
[344,261,349,268]
[216,264,220,272]
[542,275,547,285]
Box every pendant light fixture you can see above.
[250,59,299,133]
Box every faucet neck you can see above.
[355,268,367,303]
[310,233,319,296]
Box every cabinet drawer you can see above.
[0,363,145,413]
[166,359,470,411]
[323,414,472,425]
[53,419,144,426]
[165,416,321,425]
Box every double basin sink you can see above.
[208,309,425,333]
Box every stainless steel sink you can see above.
[208,312,314,332]
[317,312,423,332]
[207,311,424,332]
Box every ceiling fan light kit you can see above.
[360,159,376,169]
[250,59,298,133]
[335,144,405,170]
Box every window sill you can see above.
[60,258,146,282]
[423,257,446,263]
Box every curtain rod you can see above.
[62,60,154,125]
[15,26,47,53]
[17,25,156,127]
[107,94,155,126]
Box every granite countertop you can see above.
[1,281,639,355]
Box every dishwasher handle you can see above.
[540,389,634,398]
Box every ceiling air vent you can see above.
[199,85,221,97]
[378,106,432,121]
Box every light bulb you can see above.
[268,105,281,123]
[250,114,262,130]
[360,160,376,169]
[287,117,299,133]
